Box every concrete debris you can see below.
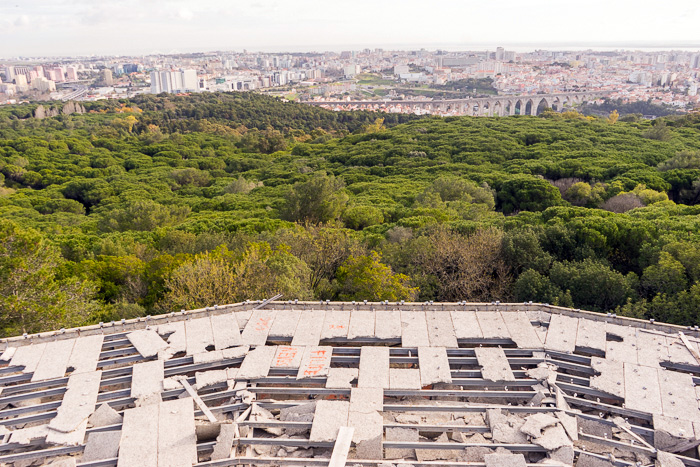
[280,402,316,435]
[82,430,121,462]
[653,414,695,451]
[461,446,495,462]
[549,445,575,465]
[484,452,528,467]
[385,427,418,459]
[88,403,123,428]
[556,411,578,441]
[251,404,282,435]
[520,413,560,438]
[415,432,454,461]
[656,451,685,467]
[195,369,228,390]
[576,416,613,438]
[309,400,349,442]
[575,453,615,467]
[127,329,168,358]
[533,424,571,451]
[525,362,558,386]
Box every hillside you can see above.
[2,93,700,336]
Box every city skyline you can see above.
[2,0,700,58]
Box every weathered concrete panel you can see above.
[418,346,452,385]
[358,346,390,388]
[426,311,458,348]
[400,310,430,347]
[474,347,515,381]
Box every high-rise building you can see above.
[32,76,56,92]
[66,67,79,81]
[151,69,199,94]
[100,69,113,85]
[496,47,505,61]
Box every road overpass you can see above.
[304,91,613,116]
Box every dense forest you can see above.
[2,92,700,336]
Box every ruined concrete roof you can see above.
[0,301,699,466]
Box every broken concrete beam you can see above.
[82,430,121,462]
[389,368,422,390]
[533,424,571,451]
[210,423,237,461]
[118,403,159,467]
[450,310,483,339]
[656,451,685,467]
[157,397,197,467]
[347,309,376,339]
[326,368,358,389]
[67,334,104,375]
[240,310,276,346]
[309,400,350,442]
[236,345,276,380]
[185,317,216,355]
[31,339,75,382]
[590,357,625,399]
[502,312,543,349]
[418,346,452,385]
[358,346,390,388]
[375,310,402,339]
[49,370,102,434]
[211,313,243,349]
[297,346,332,379]
[127,329,168,359]
[268,309,301,338]
[291,310,326,346]
[544,314,578,354]
[131,359,164,405]
[400,310,430,347]
[484,452,527,467]
[520,413,559,438]
[474,347,515,381]
[88,403,123,428]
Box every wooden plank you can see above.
[127,329,168,358]
[131,359,164,404]
[623,362,662,414]
[268,309,301,338]
[347,310,375,339]
[590,357,625,399]
[400,310,430,348]
[49,370,102,434]
[240,310,276,346]
[502,312,542,349]
[575,318,606,354]
[291,310,325,346]
[474,347,515,381]
[67,335,104,374]
[31,339,75,382]
[10,343,46,373]
[679,332,700,365]
[297,346,333,379]
[117,404,159,467]
[425,311,458,348]
[637,331,670,368]
[237,345,276,380]
[375,310,402,339]
[328,426,354,467]
[544,313,578,353]
[271,345,304,369]
[309,400,350,442]
[179,377,217,423]
[157,397,197,467]
[606,324,638,364]
[358,346,390,388]
[658,368,700,422]
[476,311,511,340]
[450,310,483,339]
[211,313,243,350]
[418,346,452,385]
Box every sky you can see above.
[1,0,700,58]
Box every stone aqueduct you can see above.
[305,91,612,116]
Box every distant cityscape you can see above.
[1,47,700,116]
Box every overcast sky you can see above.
[2,0,699,57]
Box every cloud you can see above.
[178,8,193,20]
[14,15,29,27]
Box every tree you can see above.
[280,172,348,224]
[335,251,417,301]
[342,206,384,230]
[0,221,98,336]
[414,227,511,302]
[607,110,619,125]
[159,244,313,311]
[497,176,563,214]
[641,252,687,297]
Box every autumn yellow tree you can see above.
[607,110,619,124]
